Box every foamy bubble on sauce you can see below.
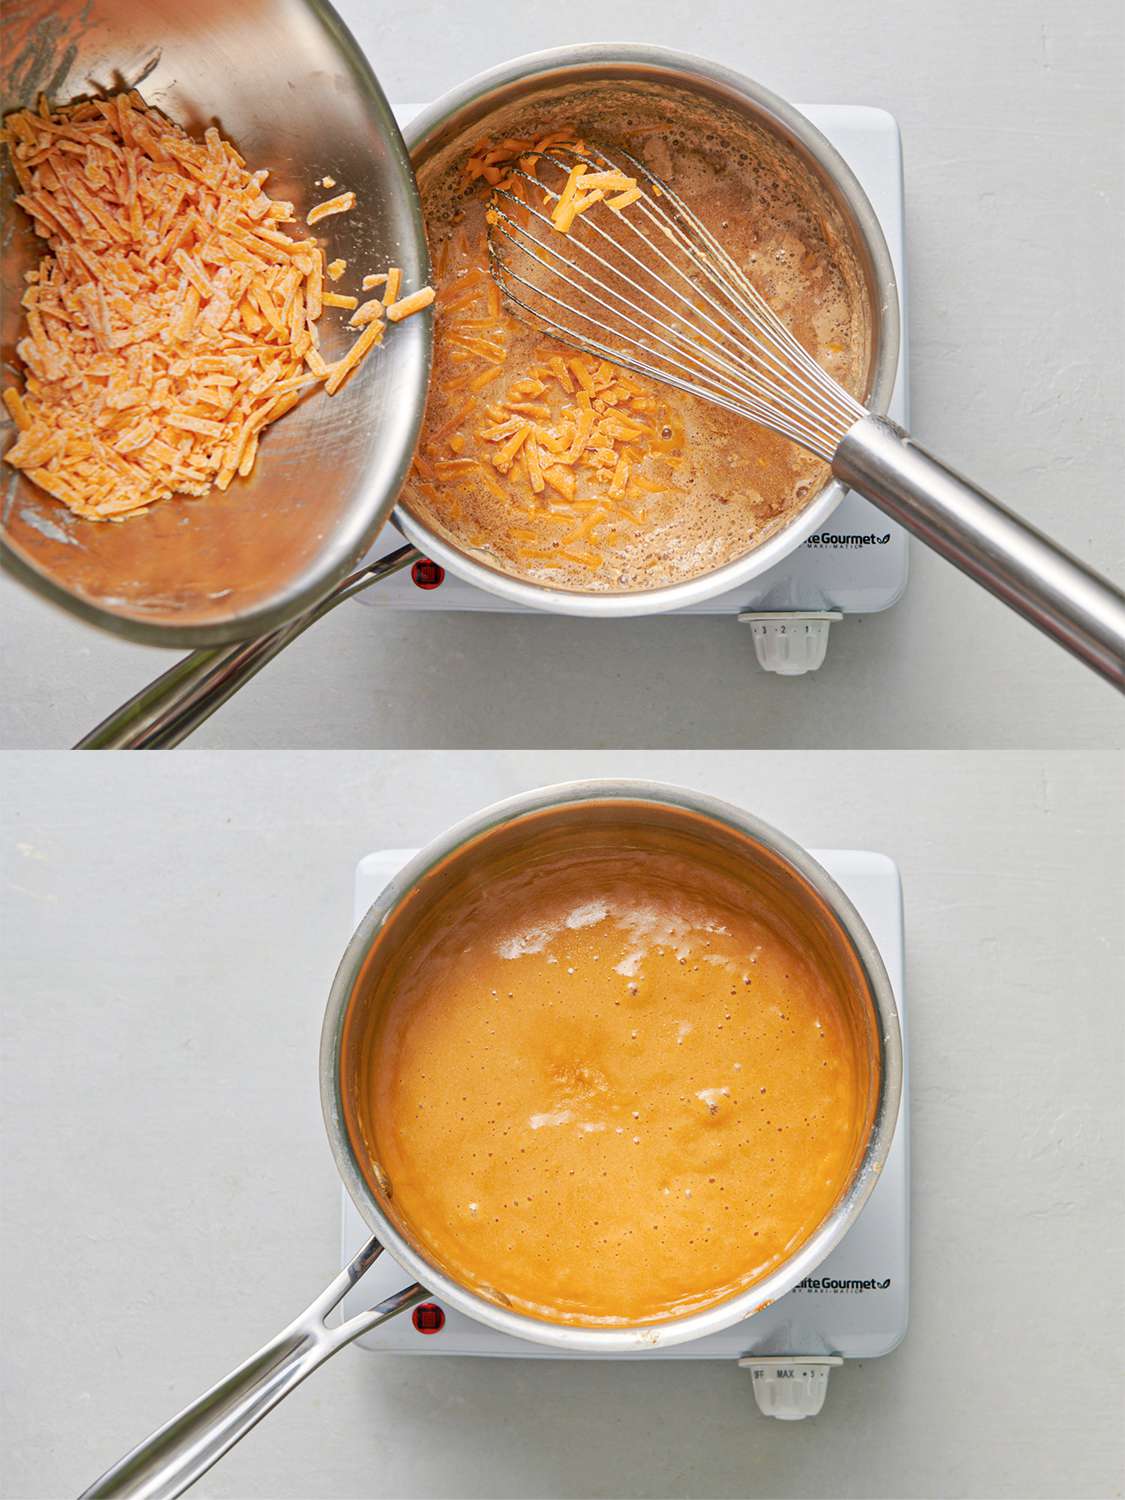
[496,923,558,959]
[529,1109,573,1130]
[565,900,609,930]
[498,896,722,975]
[609,900,732,978]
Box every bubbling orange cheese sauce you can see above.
[362,844,866,1326]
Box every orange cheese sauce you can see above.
[362,844,865,1326]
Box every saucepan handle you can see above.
[834,415,1125,689]
[79,1233,427,1500]
[75,544,422,749]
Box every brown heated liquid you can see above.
[362,845,865,1325]
[402,98,869,593]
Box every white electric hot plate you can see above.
[339,846,910,1421]
[356,103,910,676]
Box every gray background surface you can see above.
[3,750,1122,1500]
[2,0,1123,749]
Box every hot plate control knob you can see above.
[738,1356,843,1420]
[738,612,843,675]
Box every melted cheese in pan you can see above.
[362,843,865,1326]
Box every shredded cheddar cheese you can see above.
[407,134,684,576]
[349,298,384,327]
[386,286,436,322]
[550,162,643,232]
[0,92,431,520]
[607,184,643,211]
[3,388,31,430]
[462,134,643,235]
[550,162,588,233]
[382,267,402,308]
[306,190,356,226]
[324,316,385,396]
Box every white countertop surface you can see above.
[2,0,1123,750]
[2,749,1122,1499]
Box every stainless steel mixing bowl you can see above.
[0,0,430,645]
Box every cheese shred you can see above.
[407,132,682,576]
[1,92,431,520]
[306,191,356,226]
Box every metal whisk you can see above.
[488,145,1125,688]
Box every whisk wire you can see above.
[615,198,852,451]
[487,143,866,464]
[607,153,859,432]
[497,154,843,440]
[490,194,822,443]
[489,224,823,450]
[615,145,862,426]
[489,271,813,447]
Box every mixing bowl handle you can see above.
[78,1233,427,1500]
[75,544,422,749]
[834,415,1125,690]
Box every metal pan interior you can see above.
[0,0,430,645]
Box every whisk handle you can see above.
[834,415,1125,690]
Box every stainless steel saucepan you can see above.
[75,43,905,746]
[80,781,902,1498]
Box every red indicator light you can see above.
[411,558,445,590]
[412,1303,446,1334]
